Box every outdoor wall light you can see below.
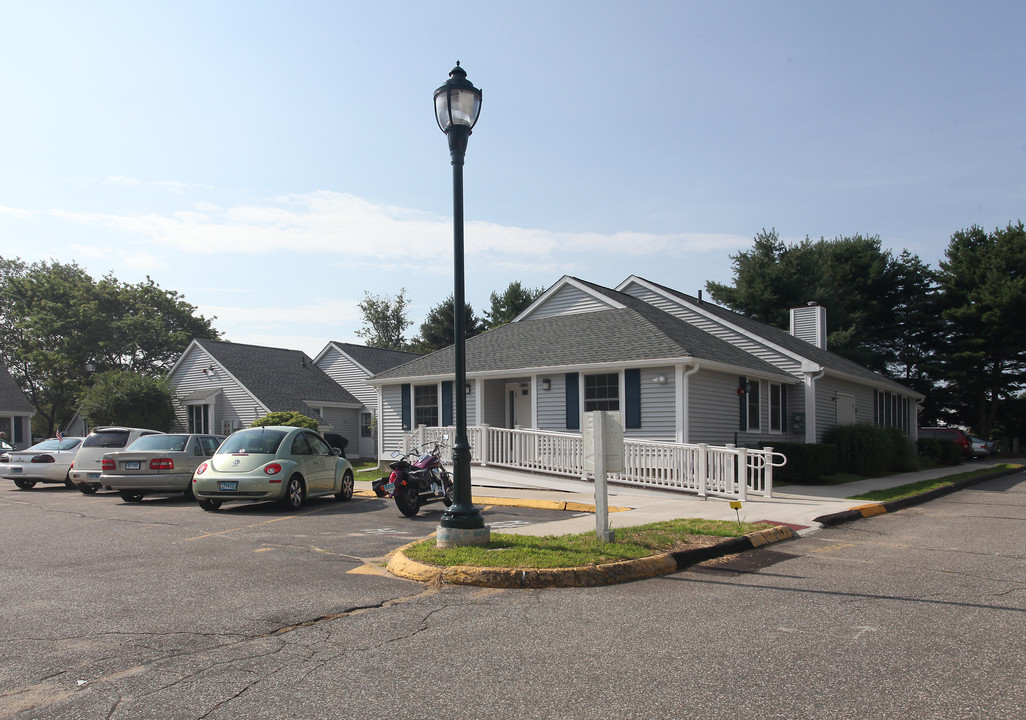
[653,375,667,384]
[465,383,472,395]
[541,379,551,391]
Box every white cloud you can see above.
[46,190,750,269]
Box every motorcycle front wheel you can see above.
[394,485,421,517]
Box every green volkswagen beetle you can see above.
[191,426,354,511]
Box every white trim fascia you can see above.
[514,276,626,322]
[368,355,798,387]
[302,400,362,410]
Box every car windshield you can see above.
[217,429,287,455]
[82,431,132,449]
[127,435,189,452]
[26,438,82,452]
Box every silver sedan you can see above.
[101,434,225,502]
[2,437,84,489]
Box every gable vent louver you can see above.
[790,302,827,350]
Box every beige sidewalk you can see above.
[466,460,1011,537]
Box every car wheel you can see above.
[183,482,195,500]
[335,470,354,501]
[197,499,222,511]
[13,479,37,490]
[119,490,144,503]
[78,484,98,495]
[64,472,75,489]
[279,475,305,510]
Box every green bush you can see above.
[762,442,839,484]
[823,423,917,475]
[251,411,319,430]
[916,438,962,466]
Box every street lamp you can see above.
[434,62,489,548]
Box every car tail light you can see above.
[32,454,56,464]
[150,458,174,470]
[101,459,116,471]
[196,462,208,475]
[264,463,282,476]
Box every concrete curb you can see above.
[813,464,1024,527]
[385,525,797,589]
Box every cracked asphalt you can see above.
[2,473,1024,719]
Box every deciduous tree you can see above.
[355,288,414,351]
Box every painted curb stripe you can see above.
[386,525,796,589]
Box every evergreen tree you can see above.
[410,294,482,353]
[935,221,1026,435]
[484,281,544,328]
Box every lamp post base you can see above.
[436,524,491,548]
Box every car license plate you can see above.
[11,467,21,474]
[126,461,140,470]
[219,481,238,492]
[89,472,101,480]
[383,482,395,494]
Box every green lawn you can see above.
[847,464,1019,502]
[401,517,763,569]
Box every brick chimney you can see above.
[790,302,827,349]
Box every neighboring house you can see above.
[314,342,420,460]
[368,276,923,460]
[167,339,364,456]
[0,361,34,449]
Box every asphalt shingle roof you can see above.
[0,362,33,413]
[371,283,792,382]
[196,339,359,412]
[326,342,421,375]
[638,278,920,395]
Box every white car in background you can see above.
[1,437,85,489]
[68,427,165,494]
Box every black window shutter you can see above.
[625,369,641,429]
[401,384,411,431]
[565,372,579,430]
[441,381,454,426]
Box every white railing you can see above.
[400,425,787,500]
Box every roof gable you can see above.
[316,342,421,375]
[0,362,34,413]
[619,275,921,397]
[195,339,359,412]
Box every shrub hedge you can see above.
[763,442,839,484]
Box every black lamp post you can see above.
[433,62,489,547]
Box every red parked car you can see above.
[918,427,973,458]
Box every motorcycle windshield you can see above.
[413,453,435,469]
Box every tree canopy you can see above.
[484,281,544,328]
[705,230,936,375]
[934,221,1026,435]
[0,257,219,436]
[411,294,483,354]
[355,288,414,351]
[77,370,176,431]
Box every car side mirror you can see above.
[331,447,342,457]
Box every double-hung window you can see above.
[413,385,439,427]
[584,373,619,412]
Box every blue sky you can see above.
[2,1,1023,358]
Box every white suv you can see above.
[69,427,165,494]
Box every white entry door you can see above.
[505,382,532,428]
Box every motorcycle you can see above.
[372,440,453,517]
